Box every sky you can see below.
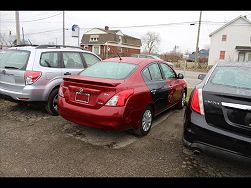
[1,11,251,54]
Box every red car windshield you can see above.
[79,61,138,80]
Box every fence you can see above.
[172,60,212,89]
[173,60,212,73]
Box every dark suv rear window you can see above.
[79,61,138,80]
[0,50,30,70]
[209,66,251,90]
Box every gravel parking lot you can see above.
[1,99,251,177]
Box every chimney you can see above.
[105,26,109,30]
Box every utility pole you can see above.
[22,27,24,44]
[195,11,202,68]
[15,11,21,45]
[63,11,65,46]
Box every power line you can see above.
[78,21,251,30]
[22,12,62,22]
[25,28,62,35]
[1,12,62,23]
[17,19,251,36]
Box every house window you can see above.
[90,37,99,41]
[90,35,99,42]
[120,47,123,53]
[222,35,227,41]
[219,51,225,60]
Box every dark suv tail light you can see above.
[190,88,204,115]
[105,89,134,107]
[25,71,42,85]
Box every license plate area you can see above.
[75,92,90,103]
[0,75,15,84]
[226,108,251,128]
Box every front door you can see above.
[159,63,183,107]
[238,52,245,62]
[247,53,251,62]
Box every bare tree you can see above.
[142,32,160,54]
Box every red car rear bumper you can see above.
[58,96,134,131]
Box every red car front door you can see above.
[159,63,183,107]
[141,63,170,114]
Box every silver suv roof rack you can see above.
[36,45,84,50]
[14,44,39,47]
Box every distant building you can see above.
[187,49,209,62]
[80,26,142,59]
[208,15,251,65]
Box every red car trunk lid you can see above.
[63,76,122,109]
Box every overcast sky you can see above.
[1,11,251,53]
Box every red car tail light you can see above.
[59,84,68,98]
[105,89,134,107]
[190,88,204,115]
[25,71,42,85]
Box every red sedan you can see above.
[58,57,187,136]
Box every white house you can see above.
[208,16,251,66]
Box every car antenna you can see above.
[28,39,32,45]
[116,52,122,61]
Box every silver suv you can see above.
[0,45,101,115]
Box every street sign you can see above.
[72,24,79,38]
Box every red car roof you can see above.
[102,57,164,66]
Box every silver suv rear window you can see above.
[209,66,251,90]
[0,50,30,70]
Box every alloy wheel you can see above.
[142,109,152,132]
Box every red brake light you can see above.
[105,89,134,107]
[191,89,200,114]
[25,71,42,85]
[190,88,204,115]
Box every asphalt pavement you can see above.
[1,99,251,177]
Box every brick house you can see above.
[80,26,141,59]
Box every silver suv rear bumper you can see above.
[0,86,45,101]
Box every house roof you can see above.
[81,28,141,47]
[209,15,251,37]
[98,28,120,34]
